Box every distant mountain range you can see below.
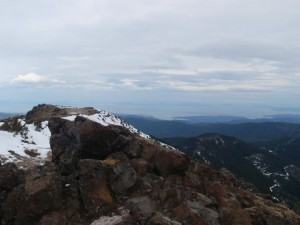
[121,115,300,142]
[163,134,300,210]
[175,114,300,124]
[0,113,16,120]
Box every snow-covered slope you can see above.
[62,112,179,152]
[62,110,150,139]
[0,119,51,166]
[0,105,157,166]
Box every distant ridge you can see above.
[175,114,300,124]
[0,113,18,120]
[121,115,300,142]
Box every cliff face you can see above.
[0,109,300,225]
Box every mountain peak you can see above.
[1,112,299,225]
[0,104,153,167]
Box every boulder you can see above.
[1,165,63,225]
[148,212,182,225]
[135,142,190,177]
[0,163,24,194]
[0,163,24,221]
[153,149,190,176]
[38,212,68,225]
[75,116,133,160]
[130,158,151,175]
[173,201,220,225]
[126,196,156,219]
[78,159,114,215]
[90,214,134,225]
[49,117,134,175]
[109,161,137,194]
[49,118,80,175]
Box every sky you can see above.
[0,0,300,118]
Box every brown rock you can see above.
[24,149,40,158]
[1,165,63,225]
[79,159,114,214]
[126,196,156,218]
[109,161,137,194]
[49,116,134,175]
[148,212,182,225]
[130,158,151,175]
[49,118,81,175]
[26,104,98,123]
[173,201,220,225]
[38,212,68,225]
[0,163,24,193]
[221,207,252,225]
[0,163,24,220]
[76,116,133,160]
[153,148,190,176]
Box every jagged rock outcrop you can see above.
[26,104,98,123]
[48,116,189,177]
[0,112,300,225]
[49,116,133,165]
[0,104,151,167]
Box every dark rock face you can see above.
[48,118,81,175]
[126,196,156,218]
[49,116,190,177]
[26,104,98,123]
[109,161,137,194]
[48,116,135,175]
[74,116,133,160]
[153,149,190,176]
[1,164,64,225]
[0,163,24,220]
[78,159,113,215]
[0,163,24,194]
[26,104,63,123]
[1,114,300,225]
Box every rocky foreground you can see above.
[0,105,300,225]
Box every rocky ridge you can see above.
[0,104,154,167]
[0,105,300,225]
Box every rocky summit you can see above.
[0,105,300,225]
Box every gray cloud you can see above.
[1,0,300,116]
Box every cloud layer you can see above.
[0,0,300,117]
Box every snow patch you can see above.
[269,180,280,193]
[62,111,151,139]
[62,112,182,154]
[90,215,124,225]
[0,120,51,164]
